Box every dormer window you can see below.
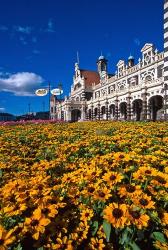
[141,43,155,67]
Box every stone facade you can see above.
[50,1,167,122]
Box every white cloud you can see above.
[14,26,32,34]
[0,107,5,111]
[46,19,55,33]
[19,36,27,45]
[0,72,44,96]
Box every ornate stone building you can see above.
[50,1,168,122]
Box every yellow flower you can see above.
[0,226,15,250]
[24,208,50,240]
[52,235,73,250]
[128,207,149,229]
[160,212,168,226]
[131,193,155,209]
[118,184,142,198]
[102,171,124,187]
[80,208,94,223]
[93,186,112,202]
[103,203,129,228]
[89,237,105,250]
[153,241,168,250]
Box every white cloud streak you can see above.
[0,72,44,96]
[0,107,5,111]
[46,19,55,33]
[14,26,32,34]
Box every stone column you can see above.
[98,102,101,120]
[164,83,168,120]
[141,90,148,120]
[105,99,109,120]
[114,98,119,120]
[91,104,94,120]
[126,95,131,121]
[81,104,85,121]
[100,107,103,120]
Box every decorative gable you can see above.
[117,60,125,66]
[141,43,154,52]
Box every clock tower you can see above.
[97,55,108,80]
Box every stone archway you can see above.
[132,99,143,121]
[71,109,81,122]
[101,106,106,120]
[88,109,92,120]
[149,95,163,121]
[94,108,98,120]
[120,102,127,120]
[109,104,115,119]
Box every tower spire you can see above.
[77,51,80,64]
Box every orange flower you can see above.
[89,237,105,250]
[102,171,124,187]
[131,193,155,209]
[103,203,129,228]
[128,207,150,229]
[0,226,15,250]
[24,208,50,240]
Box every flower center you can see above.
[112,208,123,218]
[98,191,105,198]
[145,170,151,174]
[155,176,166,184]
[126,185,135,193]
[130,211,140,219]
[110,175,116,180]
[139,198,148,206]
[0,239,4,245]
[31,219,39,226]
[88,187,95,193]
[42,208,49,214]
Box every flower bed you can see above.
[0,121,168,249]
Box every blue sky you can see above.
[0,0,163,115]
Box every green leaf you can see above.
[129,241,141,250]
[151,232,166,243]
[0,169,3,178]
[14,243,23,250]
[119,228,131,245]
[91,221,99,236]
[103,220,111,242]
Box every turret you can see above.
[128,55,134,68]
[97,55,108,79]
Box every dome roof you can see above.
[98,55,105,60]
[128,55,134,60]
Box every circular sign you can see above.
[35,89,48,96]
[51,88,63,96]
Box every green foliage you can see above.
[103,220,111,242]
[151,231,166,243]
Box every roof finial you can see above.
[101,51,103,56]
[77,51,80,64]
